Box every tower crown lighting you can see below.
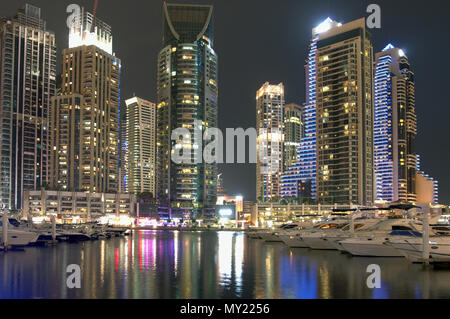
[313,17,341,35]
[69,8,113,55]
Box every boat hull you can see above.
[302,236,337,250]
[389,239,450,263]
[340,239,403,257]
[248,232,263,239]
[278,234,309,248]
[262,233,283,242]
[1,230,39,246]
[327,237,351,252]
[63,233,91,242]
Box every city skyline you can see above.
[0,0,448,205]
[2,0,450,305]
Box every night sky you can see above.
[1,0,449,204]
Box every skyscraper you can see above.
[315,18,374,205]
[0,4,56,209]
[157,3,218,219]
[256,82,284,202]
[374,45,439,205]
[124,96,156,195]
[50,8,121,193]
[283,103,303,171]
[374,44,417,203]
[281,18,341,200]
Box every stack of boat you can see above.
[248,204,450,264]
[1,217,131,248]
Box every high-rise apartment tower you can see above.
[50,8,121,193]
[315,18,374,205]
[256,82,284,202]
[0,4,56,209]
[124,96,156,195]
[157,3,218,219]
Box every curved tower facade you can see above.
[157,3,218,220]
[374,44,417,203]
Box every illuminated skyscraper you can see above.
[283,103,303,171]
[124,96,156,195]
[281,18,340,200]
[157,3,218,219]
[375,45,438,204]
[315,18,374,205]
[50,9,121,193]
[256,82,284,202]
[374,44,417,203]
[0,5,56,209]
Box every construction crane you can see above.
[90,0,99,33]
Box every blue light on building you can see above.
[281,18,340,200]
[374,47,395,202]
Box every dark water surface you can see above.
[1,230,450,299]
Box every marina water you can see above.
[1,230,450,299]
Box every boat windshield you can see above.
[281,224,298,230]
[392,225,414,231]
[364,220,412,232]
[389,230,422,237]
[8,219,20,227]
[320,223,348,230]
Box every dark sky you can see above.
[1,0,449,204]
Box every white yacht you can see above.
[279,219,347,249]
[260,224,299,242]
[279,232,310,248]
[0,219,39,247]
[302,218,380,250]
[59,224,95,242]
[338,219,422,257]
[388,235,450,263]
[7,218,67,242]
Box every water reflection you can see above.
[1,230,450,299]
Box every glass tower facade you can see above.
[283,103,303,172]
[157,3,218,220]
[0,5,56,209]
